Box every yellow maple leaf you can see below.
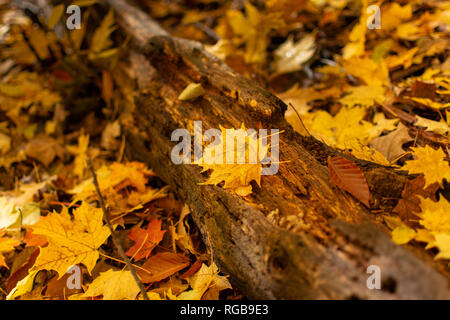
[0,72,60,123]
[339,85,386,107]
[431,233,450,260]
[81,269,140,300]
[393,197,450,260]
[89,8,116,56]
[199,125,269,196]
[31,203,110,277]
[385,47,418,70]
[342,0,368,59]
[400,145,450,188]
[308,106,374,149]
[395,22,420,40]
[66,133,90,180]
[381,2,412,32]
[69,162,166,218]
[340,56,389,87]
[368,113,399,140]
[47,4,65,29]
[176,263,231,300]
[200,164,260,196]
[70,162,154,203]
[226,3,284,64]
[419,197,450,235]
[345,140,390,166]
[409,97,450,110]
[279,84,340,115]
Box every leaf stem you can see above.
[99,252,152,275]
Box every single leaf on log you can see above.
[327,156,370,207]
[137,252,190,283]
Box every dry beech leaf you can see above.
[137,252,190,283]
[327,156,370,207]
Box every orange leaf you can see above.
[126,218,166,261]
[137,252,190,283]
[45,268,83,299]
[24,229,48,248]
[328,156,370,207]
[180,258,203,279]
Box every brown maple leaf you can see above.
[393,175,439,225]
[24,136,67,167]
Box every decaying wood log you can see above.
[105,0,450,299]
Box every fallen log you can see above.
[106,0,450,299]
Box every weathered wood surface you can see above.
[106,0,450,299]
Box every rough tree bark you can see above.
[105,0,450,299]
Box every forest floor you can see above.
[0,0,449,300]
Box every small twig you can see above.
[21,30,44,67]
[0,286,7,296]
[193,22,220,42]
[288,102,311,137]
[99,252,152,275]
[86,158,149,300]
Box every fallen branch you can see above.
[104,0,450,299]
